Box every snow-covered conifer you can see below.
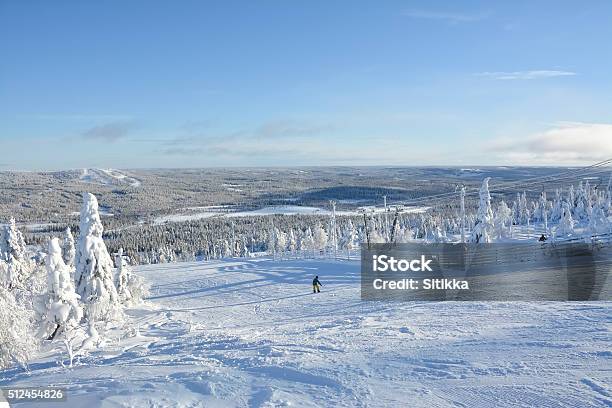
[556,202,575,236]
[339,220,358,256]
[518,192,530,225]
[313,224,328,254]
[588,205,609,235]
[115,248,148,305]
[469,178,494,243]
[0,285,37,368]
[395,226,414,243]
[0,218,30,289]
[432,226,448,243]
[494,200,513,239]
[62,227,76,268]
[550,189,563,222]
[287,229,297,257]
[369,229,386,244]
[301,227,315,257]
[275,228,287,257]
[533,192,548,223]
[40,238,83,340]
[75,193,122,322]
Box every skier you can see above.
[312,276,322,293]
[539,234,547,242]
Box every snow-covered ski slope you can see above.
[2,258,611,407]
[80,168,141,187]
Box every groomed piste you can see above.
[1,257,610,407]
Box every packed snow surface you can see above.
[1,258,610,407]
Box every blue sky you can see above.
[1,0,611,170]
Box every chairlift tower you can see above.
[460,186,466,243]
[383,195,389,239]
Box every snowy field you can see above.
[1,257,610,407]
[153,205,430,225]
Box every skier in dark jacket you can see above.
[312,276,322,293]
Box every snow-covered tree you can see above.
[312,224,328,254]
[493,200,513,239]
[339,220,358,256]
[511,196,520,225]
[75,193,122,322]
[550,189,563,222]
[556,202,575,237]
[275,228,287,257]
[395,226,414,243]
[62,227,76,268]
[588,205,609,235]
[573,182,590,221]
[221,240,231,258]
[115,248,148,306]
[287,229,297,257]
[469,178,494,243]
[40,238,83,340]
[369,229,386,244]
[533,192,548,223]
[0,218,26,262]
[266,226,276,258]
[459,186,466,243]
[518,192,530,225]
[301,227,315,257]
[0,218,30,289]
[0,285,37,369]
[432,225,449,243]
[240,238,250,258]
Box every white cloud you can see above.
[17,113,133,121]
[80,121,136,142]
[255,120,334,139]
[477,70,576,80]
[488,122,612,165]
[402,9,488,23]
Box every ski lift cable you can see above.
[396,159,612,208]
[410,159,612,205]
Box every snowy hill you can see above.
[79,168,141,187]
[1,257,610,407]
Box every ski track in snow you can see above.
[1,258,610,407]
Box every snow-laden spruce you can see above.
[556,202,575,237]
[470,178,494,243]
[114,247,149,305]
[338,219,358,258]
[301,227,315,256]
[0,285,37,369]
[39,238,83,340]
[62,227,76,268]
[313,223,328,252]
[0,218,30,289]
[75,192,122,322]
